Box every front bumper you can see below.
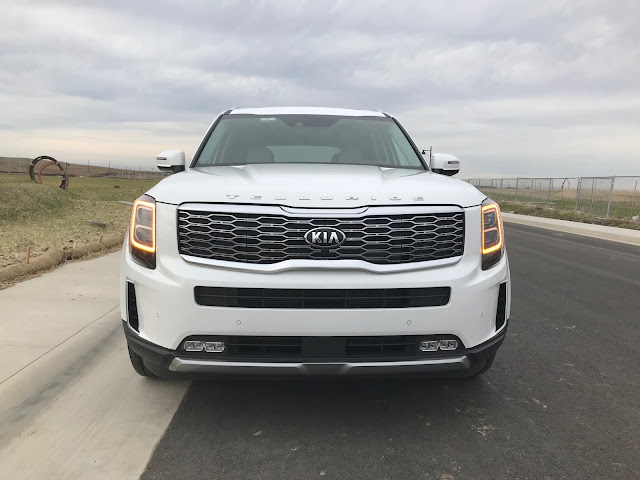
[123,320,507,378]
[121,204,511,352]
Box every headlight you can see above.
[130,194,156,269]
[481,199,503,270]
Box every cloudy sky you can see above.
[1,0,639,177]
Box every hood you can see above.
[147,163,485,208]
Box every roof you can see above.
[228,107,386,117]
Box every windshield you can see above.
[193,114,426,169]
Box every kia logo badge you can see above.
[304,227,346,248]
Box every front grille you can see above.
[179,335,464,360]
[227,336,303,357]
[194,286,451,309]
[345,336,415,356]
[178,208,464,265]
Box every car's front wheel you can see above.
[471,352,496,377]
[128,347,159,378]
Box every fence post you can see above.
[515,177,519,200]
[575,177,582,212]
[547,178,552,206]
[632,178,638,213]
[605,177,615,218]
[499,178,503,202]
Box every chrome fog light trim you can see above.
[184,340,205,352]
[438,339,458,351]
[419,340,439,352]
[204,341,225,353]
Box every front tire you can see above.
[472,352,496,377]
[128,346,158,378]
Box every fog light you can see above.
[438,339,458,351]
[184,340,204,352]
[205,341,225,353]
[420,340,439,352]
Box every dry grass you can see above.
[500,201,640,230]
[482,186,640,220]
[0,175,159,268]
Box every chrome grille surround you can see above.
[177,204,465,270]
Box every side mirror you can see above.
[430,153,460,176]
[156,150,186,173]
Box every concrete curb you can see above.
[502,213,640,247]
[0,248,66,284]
[0,233,125,284]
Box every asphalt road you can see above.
[141,224,640,480]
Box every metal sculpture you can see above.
[28,156,69,189]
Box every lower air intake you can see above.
[496,282,507,330]
[127,282,139,332]
[194,286,451,309]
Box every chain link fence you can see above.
[0,157,167,181]
[467,176,640,220]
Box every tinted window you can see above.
[194,115,425,169]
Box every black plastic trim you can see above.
[122,320,508,371]
[496,283,507,330]
[194,286,452,309]
[179,334,466,360]
[126,282,139,332]
[123,321,175,370]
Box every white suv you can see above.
[121,107,510,378]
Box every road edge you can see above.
[502,213,640,246]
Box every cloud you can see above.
[1,0,639,176]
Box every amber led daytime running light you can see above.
[130,200,156,253]
[481,204,503,254]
